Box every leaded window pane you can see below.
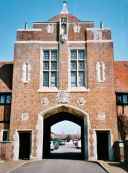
[78,50,85,60]
[71,61,77,71]
[51,50,57,61]
[123,95,128,104]
[79,72,85,87]
[44,50,49,61]
[71,72,77,87]
[43,62,49,71]
[6,95,11,104]
[51,72,57,87]
[78,61,84,71]
[43,72,49,87]
[71,50,77,60]
[0,95,5,104]
[51,62,57,71]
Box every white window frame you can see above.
[68,48,88,91]
[40,48,59,91]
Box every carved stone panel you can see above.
[41,97,49,106]
[56,91,70,104]
[77,97,86,108]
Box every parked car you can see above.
[54,141,59,150]
[75,140,81,149]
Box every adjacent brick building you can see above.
[0,2,128,161]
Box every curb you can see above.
[7,161,27,173]
[91,161,110,173]
[7,159,41,173]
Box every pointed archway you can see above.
[38,105,89,160]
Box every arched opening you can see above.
[43,110,88,160]
[50,120,81,157]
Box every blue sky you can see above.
[0,0,127,61]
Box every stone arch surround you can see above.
[36,104,91,160]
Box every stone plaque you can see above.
[97,112,106,120]
[21,112,29,121]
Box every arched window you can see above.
[96,62,105,82]
[22,62,31,83]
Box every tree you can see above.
[118,114,128,140]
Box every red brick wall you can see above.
[0,142,13,160]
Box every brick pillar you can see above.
[59,43,69,90]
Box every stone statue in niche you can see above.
[56,90,70,104]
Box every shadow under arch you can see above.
[42,105,88,160]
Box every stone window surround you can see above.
[68,47,88,92]
[39,47,59,91]
[39,46,89,93]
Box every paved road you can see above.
[11,160,107,173]
[51,142,81,153]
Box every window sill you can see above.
[38,87,59,93]
[67,87,90,92]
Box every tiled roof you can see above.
[0,61,13,67]
[114,61,128,92]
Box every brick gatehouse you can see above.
[0,2,128,161]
